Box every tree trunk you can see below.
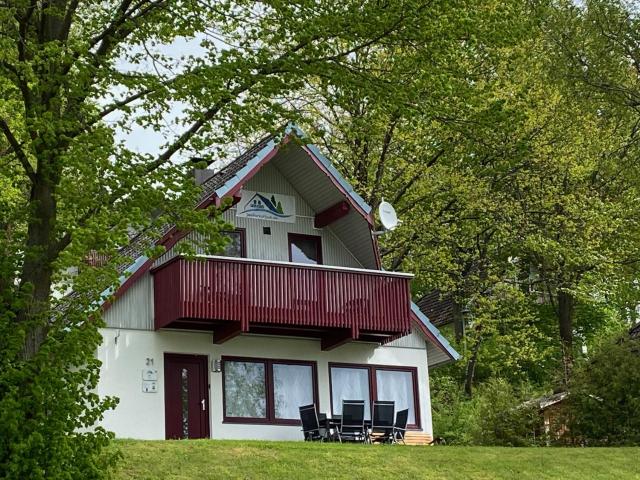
[453,299,464,342]
[557,289,574,384]
[18,174,57,359]
[464,336,482,397]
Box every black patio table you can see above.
[319,414,372,441]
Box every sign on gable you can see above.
[236,190,296,223]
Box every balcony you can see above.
[151,256,413,350]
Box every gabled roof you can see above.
[209,124,372,222]
[105,123,458,361]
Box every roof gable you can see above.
[199,124,379,268]
[205,124,372,223]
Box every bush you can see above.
[470,379,541,446]
[0,286,120,479]
[432,376,542,446]
[566,335,640,445]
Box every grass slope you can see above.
[113,440,640,480]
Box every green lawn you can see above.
[112,440,640,480]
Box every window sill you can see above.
[222,418,302,426]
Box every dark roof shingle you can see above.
[197,133,276,202]
[116,133,277,272]
[415,290,455,327]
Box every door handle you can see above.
[201,399,206,411]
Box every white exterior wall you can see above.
[235,162,363,267]
[97,328,432,441]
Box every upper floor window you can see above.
[288,233,322,265]
[221,229,246,258]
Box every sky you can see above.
[108,36,208,159]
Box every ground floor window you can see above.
[329,366,371,419]
[329,363,420,428]
[222,356,317,424]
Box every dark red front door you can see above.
[164,353,210,439]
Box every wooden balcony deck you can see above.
[151,256,413,349]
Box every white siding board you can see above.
[426,340,451,368]
[243,162,315,216]
[153,161,363,268]
[273,146,378,268]
[385,328,428,349]
[104,272,154,330]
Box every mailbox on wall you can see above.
[142,368,158,393]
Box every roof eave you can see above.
[410,302,460,363]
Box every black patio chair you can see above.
[337,400,366,443]
[370,401,395,444]
[299,404,324,441]
[317,412,331,441]
[392,408,409,445]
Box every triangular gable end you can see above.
[200,124,380,269]
[209,125,374,226]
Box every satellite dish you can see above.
[378,200,399,232]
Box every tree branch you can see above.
[93,0,166,58]
[95,85,160,121]
[369,114,398,205]
[392,148,444,205]
[88,0,136,51]
[0,119,36,182]
[60,0,81,42]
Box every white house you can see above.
[96,125,459,441]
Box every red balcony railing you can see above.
[151,256,413,345]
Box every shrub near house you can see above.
[566,329,640,446]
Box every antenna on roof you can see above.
[374,199,401,235]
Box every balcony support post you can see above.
[320,328,355,351]
[212,321,245,344]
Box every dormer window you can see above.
[288,233,322,265]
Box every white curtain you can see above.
[273,364,314,419]
[330,367,371,420]
[375,370,415,425]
